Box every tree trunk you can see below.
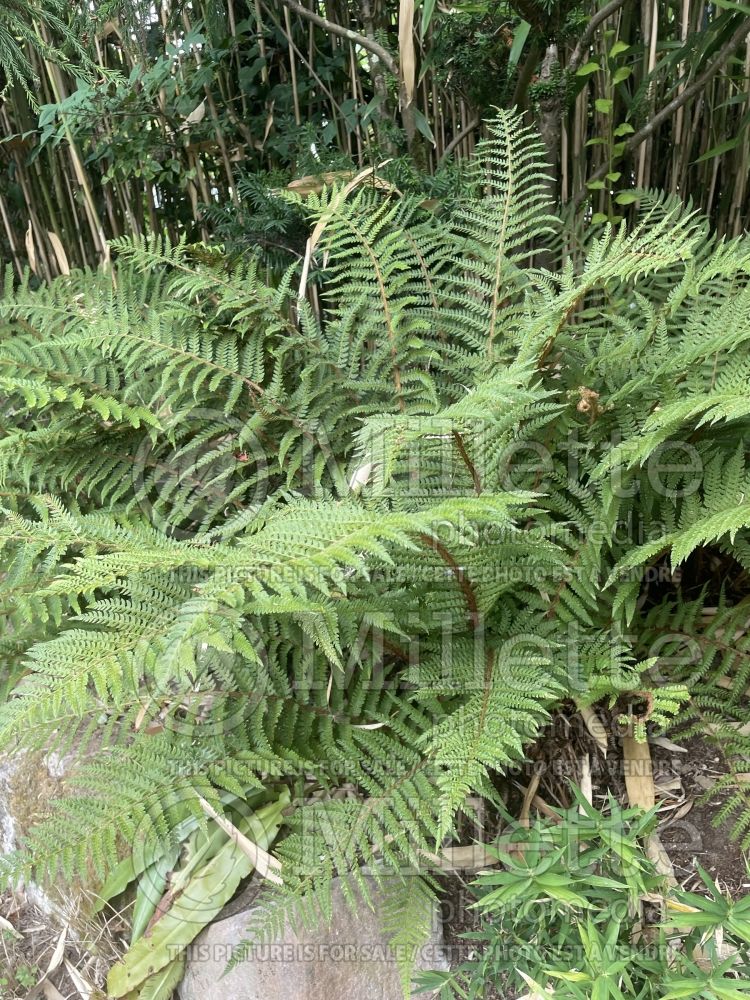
[537,42,561,206]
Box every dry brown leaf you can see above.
[695,774,719,792]
[133,697,151,732]
[579,754,592,810]
[654,774,683,794]
[25,222,37,275]
[630,917,644,947]
[97,19,122,40]
[0,914,22,939]
[645,832,676,885]
[670,798,695,821]
[41,983,66,1000]
[693,934,739,970]
[437,844,502,870]
[649,735,687,753]
[63,959,92,1000]
[197,796,283,885]
[623,736,655,810]
[661,798,695,826]
[531,794,561,821]
[398,0,416,107]
[512,773,541,864]
[287,171,354,195]
[348,461,374,495]
[298,164,394,299]
[47,231,70,276]
[184,100,206,127]
[518,772,541,829]
[43,927,67,977]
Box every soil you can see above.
[657,734,750,896]
[0,888,118,999]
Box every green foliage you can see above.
[0,0,89,101]
[424,3,520,111]
[416,793,750,1000]
[106,792,288,997]
[2,109,750,990]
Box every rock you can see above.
[0,748,92,929]
[179,876,449,1000]
[0,749,59,856]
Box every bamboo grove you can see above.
[4,1,750,279]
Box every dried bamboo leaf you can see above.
[579,754,592,809]
[0,914,22,939]
[24,222,37,275]
[63,959,93,1000]
[197,795,283,884]
[645,832,676,884]
[47,231,70,275]
[398,0,416,106]
[518,772,541,828]
[623,736,656,810]
[44,927,67,977]
[41,983,66,1000]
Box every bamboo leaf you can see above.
[420,0,437,36]
[106,794,288,997]
[713,0,750,13]
[694,137,742,163]
[413,106,435,144]
[508,20,531,75]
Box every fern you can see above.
[1,110,750,993]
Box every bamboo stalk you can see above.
[0,195,24,279]
[283,5,302,126]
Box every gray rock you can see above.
[0,749,56,855]
[0,748,92,929]
[180,876,449,1000]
